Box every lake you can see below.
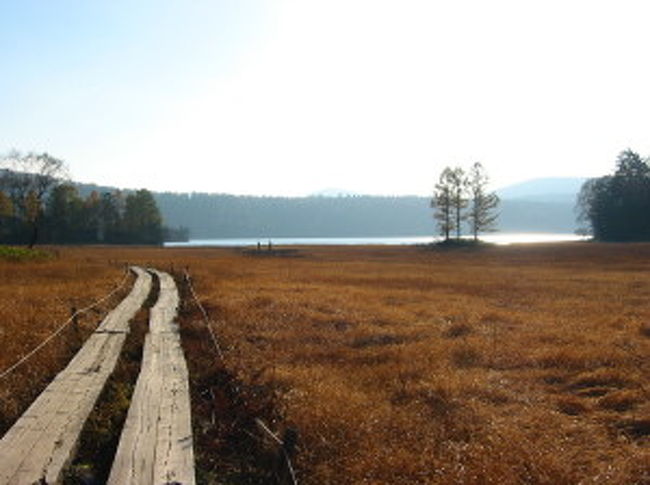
[165,233,588,247]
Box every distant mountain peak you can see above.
[497,177,587,203]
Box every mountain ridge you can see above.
[496,177,587,202]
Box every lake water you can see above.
[165,233,587,247]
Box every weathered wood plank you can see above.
[108,270,195,485]
[0,267,152,485]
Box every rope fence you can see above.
[0,267,132,382]
[183,269,224,361]
[256,418,299,485]
[182,269,298,485]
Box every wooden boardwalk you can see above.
[0,267,152,485]
[108,270,195,485]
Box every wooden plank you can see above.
[0,267,152,485]
[108,270,195,485]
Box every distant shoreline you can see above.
[165,233,587,248]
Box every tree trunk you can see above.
[445,207,451,241]
[28,222,38,248]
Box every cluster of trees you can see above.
[0,151,166,245]
[577,149,650,241]
[431,162,499,241]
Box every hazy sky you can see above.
[2,1,650,196]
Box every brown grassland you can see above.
[0,249,129,433]
[2,243,650,483]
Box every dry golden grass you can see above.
[0,247,130,432]
[3,243,650,483]
[179,243,650,484]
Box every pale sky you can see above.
[2,1,649,196]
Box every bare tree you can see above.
[432,167,455,241]
[467,162,499,240]
[0,151,69,247]
[448,167,468,239]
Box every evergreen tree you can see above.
[100,191,125,243]
[0,191,12,219]
[448,167,468,239]
[577,149,650,241]
[24,190,42,247]
[81,191,102,242]
[123,189,163,244]
[45,184,83,243]
[467,162,499,240]
[432,168,455,240]
[0,190,14,242]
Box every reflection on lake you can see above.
[165,233,588,247]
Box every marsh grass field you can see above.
[2,243,650,483]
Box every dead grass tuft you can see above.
[557,396,590,415]
[598,390,644,412]
[639,322,650,338]
[568,368,631,391]
[444,322,473,338]
[350,333,407,348]
[616,418,650,440]
[419,385,457,417]
[451,344,484,368]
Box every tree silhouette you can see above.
[432,168,455,241]
[0,151,68,247]
[123,189,163,244]
[577,149,650,241]
[448,167,468,239]
[0,190,14,242]
[467,162,499,240]
[432,163,499,243]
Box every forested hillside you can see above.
[153,192,578,239]
[72,180,581,240]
